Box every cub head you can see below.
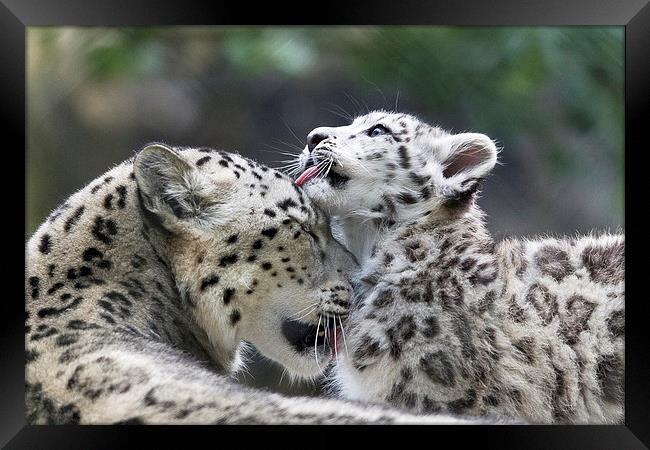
[294,110,498,224]
[134,143,357,378]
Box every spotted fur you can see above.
[297,111,624,424]
[26,142,504,424]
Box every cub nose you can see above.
[307,127,332,152]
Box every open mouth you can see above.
[294,165,320,187]
[281,317,342,356]
[295,159,350,188]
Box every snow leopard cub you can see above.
[293,111,624,424]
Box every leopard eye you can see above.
[368,124,389,137]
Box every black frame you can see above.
[4,0,648,448]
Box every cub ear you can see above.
[441,133,497,180]
[134,143,230,232]
[437,133,497,207]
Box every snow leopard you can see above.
[293,110,624,424]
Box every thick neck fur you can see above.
[333,200,440,267]
[335,201,504,311]
[140,223,243,373]
[332,216,380,266]
[119,210,242,374]
[336,201,495,268]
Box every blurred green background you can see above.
[27,26,624,396]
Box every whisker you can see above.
[288,162,307,177]
[292,308,318,322]
[323,158,335,177]
[323,315,328,352]
[274,162,302,171]
[344,92,363,117]
[324,103,353,122]
[324,107,352,122]
[316,159,334,182]
[275,166,302,174]
[288,168,302,178]
[331,102,353,119]
[334,152,370,175]
[336,103,354,121]
[312,159,331,181]
[272,151,307,176]
[318,148,370,176]
[289,305,318,321]
[315,315,323,374]
[272,138,305,152]
[338,316,350,358]
[290,302,318,316]
[263,146,302,158]
[333,317,338,363]
[361,98,371,115]
[332,102,353,118]
[273,158,302,166]
[282,120,306,148]
[272,158,302,164]
[359,75,387,110]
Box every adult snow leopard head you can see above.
[134,144,357,377]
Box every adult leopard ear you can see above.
[436,133,498,209]
[134,143,233,233]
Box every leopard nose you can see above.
[307,128,332,152]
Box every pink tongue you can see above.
[295,166,320,187]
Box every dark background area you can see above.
[26,26,624,397]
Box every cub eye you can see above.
[368,124,389,137]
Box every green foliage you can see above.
[83,28,166,80]
[28,26,624,228]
